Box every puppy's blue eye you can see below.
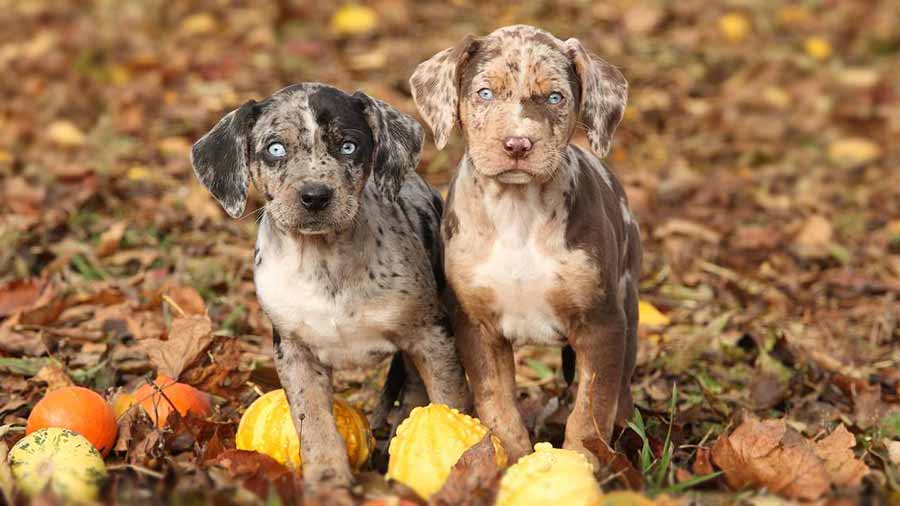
[340,141,356,155]
[547,92,564,105]
[477,88,494,101]
[267,142,286,157]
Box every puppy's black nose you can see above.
[298,183,334,212]
[503,136,534,159]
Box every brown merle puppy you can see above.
[410,25,641,468]
[190,83,470,489]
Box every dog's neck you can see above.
[461,150,575,219]
[259,208,374,279]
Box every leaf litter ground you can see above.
[0,1,898,505]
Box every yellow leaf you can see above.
[127,166,152,181]
[639,300,670,327]
[718,13,750,43]
[180,13,217,36]
[158,136,191,156]
[47,121,86,147]
[330,4,378,36]
[804,37,832,61]
[776,5,811,27]
[108,65,131,86]
[827,138,881,167]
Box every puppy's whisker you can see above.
[239,206,266,222]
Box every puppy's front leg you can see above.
[455,311,531,461]
[273,331,353,489]
[563,308,627,469]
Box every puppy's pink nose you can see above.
[503,136,533,159]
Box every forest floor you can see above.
[0,1,898,505]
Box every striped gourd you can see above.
[8,428,108,505]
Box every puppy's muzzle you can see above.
[503,136,534,160]
[299,183,334,212]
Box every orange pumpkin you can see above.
[133,375,212,427]
[26,386,118,457]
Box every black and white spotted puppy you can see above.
[190,83,470,489]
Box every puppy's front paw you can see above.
[304,462,355,492]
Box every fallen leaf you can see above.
[585,438,645,490]
[160,284,207,317]
[812,425,869,487]
[33,360,75,391]
[804,36,832,61]
[793,214,833,260]
[141,315,215,380]
[180,336,250,397]
[47,120,86,147]
[624,6,664,34]
[888,441,900,467]
[430,433,502,506]
[827,138,881,167]
[711,415,867,500]
[692,447,714,476]
[639,301,670,327]
[718,13,750,43]
[96,221,127,257]
[0,279,43,317]
[211,449,301,504]
[180,13,217,36]
[331,4,378,36]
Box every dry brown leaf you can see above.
[141,315,215,380]
[47,120,86,147]
[33,360,75,391]
[888,441,900,467]
[430,434,502,506]
[162,285,207,316]
[0,279,43,317]
[793,215,833,260]
[210,449,301,504]
[585,437,645,491]
[692,447,714,476]
[96,221,128,257]
[711,415,867,501]
[812,425,869,487]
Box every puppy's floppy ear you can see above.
[190,100,260,218]
[564,38,628,158]
[409,35,480,150]
[353,91,424,201]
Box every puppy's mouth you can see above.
[494,169,534,184]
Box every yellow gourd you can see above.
[496,442,603,506]
[235,389,373,469]
[8,428,108,505]
[387,404,508,499]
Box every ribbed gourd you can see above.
[496,442,603,506]
[8,428,108,505]
[386,404,508,499]
[235,389,374,469]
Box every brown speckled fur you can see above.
[411,25,640,468]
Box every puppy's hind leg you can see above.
[274,331,354,489]
[563,308,627,470]
[405,320,472,413]
[618,280,638,427]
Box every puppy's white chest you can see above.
[471,215,568,346]
[254,238,396,366]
